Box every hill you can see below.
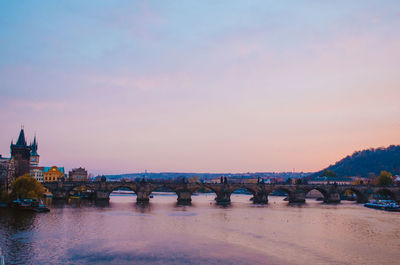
[312,145,400,178]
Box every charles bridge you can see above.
[43,180,400,205]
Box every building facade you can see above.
[0,157,7,191]
[68,167,88,181]
[44,166,65,182]
[30,166,44,183]
[0,156,16,193]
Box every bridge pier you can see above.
[215,191,231,205]
[136,191,150,203]
[94,190,110,201]
[324,192,341,203]
[176,191,192,204]
[289,191,306,203]
[252,192,268,204]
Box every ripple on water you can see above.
[100,211,152,217]
[167,212,197,217]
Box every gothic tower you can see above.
[10,128,31,177]
[30,135,39,166]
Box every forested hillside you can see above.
[313,145,400,178]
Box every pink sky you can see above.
[0,1,399,174]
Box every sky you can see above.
[0,0,399,174]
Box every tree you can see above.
[10,174,45,199]
[376,171,393,186]
[321,170,338,178]
[189,176,199,183]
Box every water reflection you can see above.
[0,208,37,264]
[134,202,151,213]
[94,200,111,208]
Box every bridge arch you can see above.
[149,185,180,197]
[199,184,223,196]
[105,185,137,203]
[229,186,257,203]
[267,187,294,202]
[188,185,220,203]
[231,186,257,196]
[374,188,397,200]
[66,184,96,199]
[304,188,329,202]
[339,188,366,203]
[149,184,196,204]
[107,185,137,196]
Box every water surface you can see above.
[0,194,399,265]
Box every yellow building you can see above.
[43,166,65,182]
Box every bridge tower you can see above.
[10,128,31,177]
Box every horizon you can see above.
[2,128,397,176]
[1,1,399,175]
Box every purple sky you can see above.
[0,1,399,174]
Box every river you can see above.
[0,194,399,265]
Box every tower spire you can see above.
[30,132,39,157]
[16,128,27,146]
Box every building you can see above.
[263,178,273,184]
[0,156,8,191]
[68,167,88,182]
[350,176,370,185]
[1,128,40,193]
[30,166,44,183]
[10,128,31,177]
[43,166,65,182]
[203,177,219,184]
[0,155,16,193]
[93,175,106,182]
[28,135,43,183]
[308,176,353,185]
[30,135,39,167]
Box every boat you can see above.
[364,200,400,212]
[12,198,50,212]
[12,198,31,209]
[34,201,51,213]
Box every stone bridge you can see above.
[43,180,400,205]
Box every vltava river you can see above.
[0,194,399,265]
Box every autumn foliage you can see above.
[11,174,45,199]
